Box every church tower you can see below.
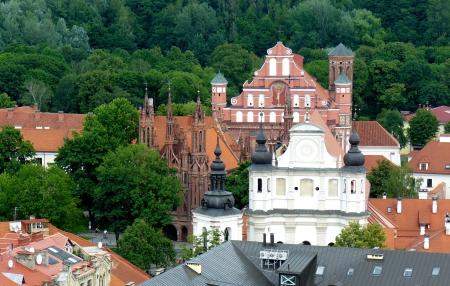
[164,85,176,167]
[190,95,209,209]
[210,72,228,121]
[328,43,354,101]
[139,85,158,149]
[192,137,243,241]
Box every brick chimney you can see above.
[36,250,49,266]
[7,108,13,119]
[17,235,30,246]
[16,251,35,270]
[397,197,402,214]
[432,197,438,214]
[33,103,38,111]
[34,110,41,121]
[58,111,64,122]
[424,233,430,249]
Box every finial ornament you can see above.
[166,79,172,91]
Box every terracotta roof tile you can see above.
[406,106,450,123]
[309,110,345,160]
[364,155,390,173]
[408,140,450,174]
[355,121,399,147]
[429,182,446,194]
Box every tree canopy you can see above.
[118,219,177,272]
[335,221,387,249]
[376,109,407,148]
[0,125,36,174]
[367,159,395,198]
[407,108,439,147]
[225,160,251,209]
[179,229,225,260]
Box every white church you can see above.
[246,111,370,246]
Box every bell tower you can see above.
[328,43,354,101]
[211,72,228,121]
[139,84,158,150]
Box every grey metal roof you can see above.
[248,208,370,217]
[210,72,228,84]
[192,206,243,217]
[139,241,272,286]
[328,43,354,56]
[140,241,450,286]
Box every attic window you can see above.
[36,126,42,129]
[44,126,50,129]
[420,163,428,170]
[372,266,382,276]
[432,267,440,276]
[403,268,413,277]
[347,268,354,276]
[446,164,450,170]
[315,266,325,276]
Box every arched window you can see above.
[247,93,254,106]
[259,94,265,107]
[294,94,299,107]
[293,112,300,122]
[270,112,276,122]
[257,178,262,192]
[276,178,286,196]
[282,58,290,76]
[236,111,243,122]
[305,94,311,108]
[328,179,338,196]
[351,180,356,194]
[225,227,231,241]
[247,111,254,122]
[300,179,313,196]
[270,58,277,76]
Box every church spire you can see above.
[251,112,272,165]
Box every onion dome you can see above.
[342,127,366,172]
[251,119,272,165]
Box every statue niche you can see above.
[271,82,287,107]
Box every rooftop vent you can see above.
[186,263,201,274]
[366,254,384,260]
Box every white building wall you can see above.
[193,213,243,241]
[359,146,401,166]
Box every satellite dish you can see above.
[8,259,13,268]
[36,254,42,265]
[30,247,35,253]
[97,242,103,248]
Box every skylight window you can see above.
[403,268,413,277]
[48,247,58,253]
[372,266,382,275]
[347,268,354,276]
[315,266,325,276]
[432,267,440,276]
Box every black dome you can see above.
[343,128,365,167]
[251,121,272,164]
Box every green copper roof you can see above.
[328,43,354,56]
[335,72,351,84]
[210,72,228,84]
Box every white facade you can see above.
[247,122,369,246]
[192,212,244,241]
[34,151,57,167]
[359,146,401,166]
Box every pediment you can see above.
[289,123,325,133]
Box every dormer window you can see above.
[420,163,428,170]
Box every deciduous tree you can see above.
[335,221,387,249]
[367,159,395,198]
[376,109,407,148]
[407,108,439,147]
[179,229,225,260]
[0,126,35,174]
[225,160,251,209]
[385,165,421,199]
[118,219,176,272]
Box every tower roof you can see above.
[328,43,354,57]
[250,118,272,166]
[334,72,351,84]
[211,72,228,84]
[342,126,367,172]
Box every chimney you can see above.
[17,235,30,246]
[382,192,387,199]
[263,233,267,247]
[7,108,13,119]
[33,103,38,111]
[29,215,35,220]
[36,250,49,266]
[58,111,64,122]
[432,197,438,213]
[16,251,35,270]
[420,222,425,235]
[397,197,402,214]
[445,213,450,235]
[424,233,430,249]
[270,233,274,247]
[34,110,41,121]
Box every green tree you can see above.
[335,221,387,249]
[20,79,53,111]
[95,144,184,239]
[376,109,407,148]
[0,93,16,108]
[367,159,395,198]
[2,165,82,232]
[407,109,439,147]
[0,126,36,174]
[444,121,450,134]
[118,219,176,272]
[180,229,225,260]
[225,160,251,209]
[385,165,422,199]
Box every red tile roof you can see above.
[405,106,450,123]
[364,155,390,173]
[369,198,450,252]
[408,140,450,174]
[354,121,399,147]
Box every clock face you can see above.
[212,87,217,92]
[296,139,318,162]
